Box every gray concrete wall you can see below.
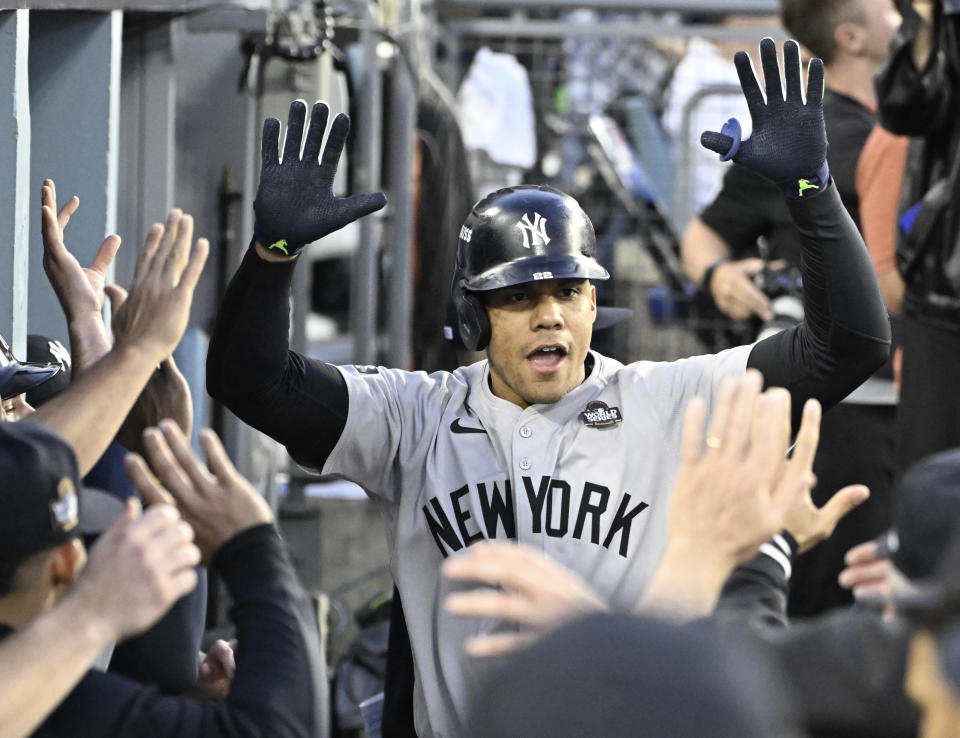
[28,10,120,345]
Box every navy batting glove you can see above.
[253,100,387,257]
[701,38,829,200]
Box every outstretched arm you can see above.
[39,179,193,450]
[57,423,325,738]
[39,179,119,372]
[0,501,198,738]
[701,39,889,430]
[208,100,386,468]
[31,211,208,474]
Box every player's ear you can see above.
[833,21,861,56]
[51,539,85,587]
[589,283,597,315]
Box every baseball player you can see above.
[208,40,890,737]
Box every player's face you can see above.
[483,278,596,408]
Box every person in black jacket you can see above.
[0,418,326,738]
[874,0,960,476]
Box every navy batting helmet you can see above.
[452,185,609,351]
[0,333,61,403]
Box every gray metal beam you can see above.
[350,22,383,366]
[0,10,31,356]
[28,10,122,345]
[436,0,777,10]
[385,2,417,369]
[443,18,784,41]
[117,21,175,288]
[672,82,742,232]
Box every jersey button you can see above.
[519,457,531,470]
[519,426,532,438]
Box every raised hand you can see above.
[254,100,387,258]
[640,372,823,617]
[197,638,237,698]
[40,179,122,323]
[443,541,608,657]
[667,371,802,565]
[124,421,273,563]
[111,210,208,365]
[839,538,910,604]
[106,283,193,449]
[700,39,828,199]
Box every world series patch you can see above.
[580,400,622,428]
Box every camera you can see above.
[753,265,805,341]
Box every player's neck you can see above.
[824,57,879,111]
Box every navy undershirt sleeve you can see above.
[207,244,348,468]
[746,181,890,431]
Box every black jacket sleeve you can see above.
[714,535,797,632]
[746,182,890,430]
[39,525,325,738]
[761,612,919,738]
[207,246,348,469]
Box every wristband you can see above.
[779,161,830,201]
[759,531,798,580]
[701,259,726,293]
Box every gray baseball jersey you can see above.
[323,345,751,737]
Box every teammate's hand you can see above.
[197,638,237,698]
[701,39,828,199]
[667,371,803,565]
[106,284,193,451]
[253,100,387,258]
[125,421,273,563]
[710,258,774,321]
[443,541,608,657]
[638,372,823,617]
[839,539,911,601]
[778,396,870,553]
[111,210,208,366]
[40,178,121,325]
[71,499,200,643]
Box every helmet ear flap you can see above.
[452,279,490,352]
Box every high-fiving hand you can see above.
[125,421,273,564]
[701,39,829,200]
[254,100,387,258]
[40,179,121,325]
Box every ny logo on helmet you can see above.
[515,212,551,249]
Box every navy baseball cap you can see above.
[891,448,960,580]
[0,421,125,561]
[0,332,62,402]
[896,532,960,696]
[469,613,801,738]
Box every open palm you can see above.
[41,179,120,321]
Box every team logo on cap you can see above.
[47,339,71,370]
[516,212,550,249]
[50,477,79,532]
[459,225,472,242]
[579,400,622,428]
